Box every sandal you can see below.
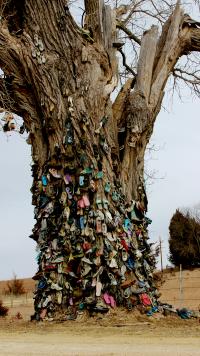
[78,197,85,209]
[104,182,111,193]
[96,171,103,179]
[89,179,97,192]
[60,191,67,205]
[102,223,107,236]
[79,216,85,230]
[82,194,90,208]
[112,190,120,202]
[109,258,118,268]
[105,210,112,222]
[96,197,103,210]
[81,167,93,174]
[122,249,128,262]
[123,218,131,231]
[49,168,61,178]
[108,273,117,286]
[103,199,109,210]
[66,186,73,199]
[96,217,102,233]
[79,175,84,187]
[64,173,72,185]
[42,175,48,186]
[96,280,102,297]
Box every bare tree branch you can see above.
[117,47,137,77]
[116,20,141,45]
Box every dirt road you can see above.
[0,318,200,356]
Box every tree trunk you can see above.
[0,0,200,320]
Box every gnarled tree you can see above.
[1,0,200,320]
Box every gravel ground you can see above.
[0,314,200,356]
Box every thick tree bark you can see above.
[1,1,200,320]
[120,3,192,201]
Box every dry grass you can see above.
[0,278,35,294]
[0,273,199,355]
[159,268,200,310]
[0,267,199,322]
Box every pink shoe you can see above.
[78,198,85,209]
[40,308,47,319]
[103,292,110,305]
[82,194,90,207]
[109,295,116,308]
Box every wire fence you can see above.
[159,268,200,310]
[1,269,200,311]
[0,292,33,308]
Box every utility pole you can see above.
[159,236,163,273]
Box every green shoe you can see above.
[81,167,93,174]
[96,171,103,179]
[104,182,111,193]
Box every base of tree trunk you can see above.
[30,135,158,321]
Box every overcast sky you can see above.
[147,90,200,268]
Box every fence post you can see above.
[10,293,13,308]
[179,264,183,308]
[159,236,163,274]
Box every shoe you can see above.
[102,223,107,235]
[109,258,118,268]
[79,175,84,186]
[49,168,61,178]
[96,171,103,179]
[42,175,48,186]
[78,198,85,209]
[64,174,72,185]
[81,264,92,277]
[108,273,117,286]
[43,295,52,308]
[82,194,90,207]
[91,306,109,313]
[96,218,102,233]
[38,278,47,289]
[96,280,102,297]
[81,167,93,174]
[66,187,73,199]
[51,283,63,291]
[112,191,120,202]
[104,182,111,193]
[122,249,128,261]
[123,287,131,298]
[82,257,93,265]
[103,199,109,210]
[60,191,67,205]
[96,197,103,210]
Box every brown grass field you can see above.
[0,269,199,355]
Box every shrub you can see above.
[6,274,25,296]
[0,300,9,317]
